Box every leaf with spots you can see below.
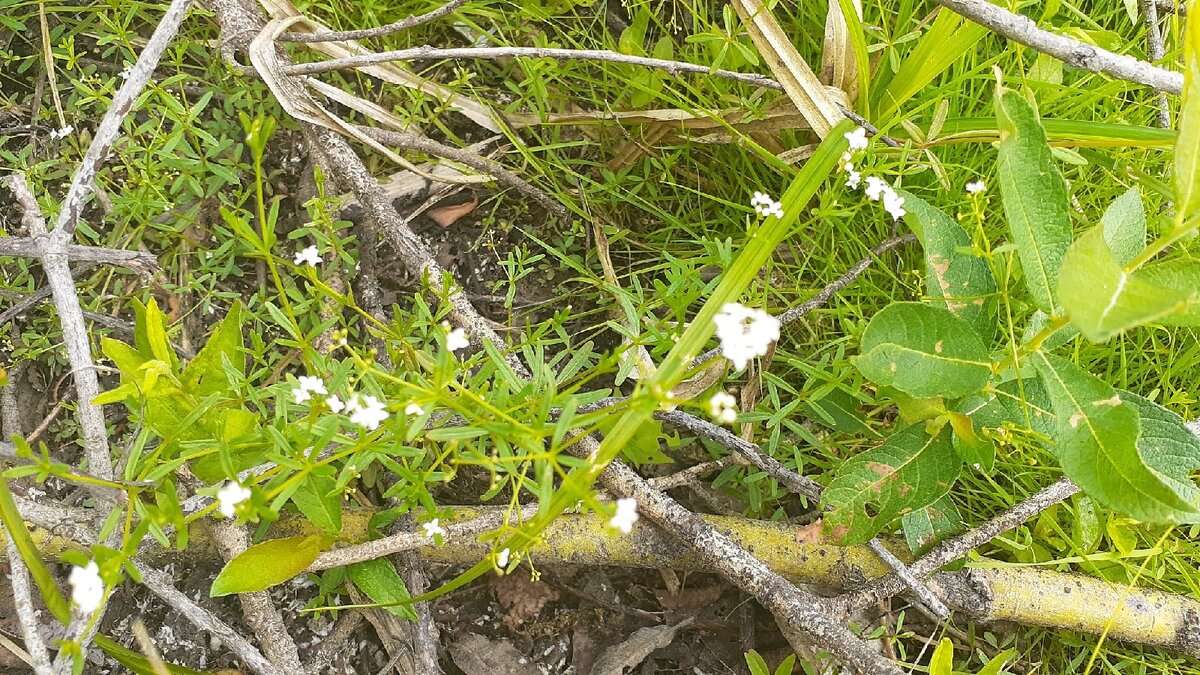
[900,189,996,336]
[1031,353,1200,523]
[901,494,963,556]
[822,425,960,545]
[996,87,1072,314]
[853,302,991,399]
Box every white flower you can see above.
[405,401,425,416]
[844,126,869,151]
[844,164,862,190]
[444,323,469,352]
[609,498,639,534]
[712,303,781,371]
[750,191,784,218]
[325,394,345,413]
[347,393,389,430]
[118,65,133,80]
[292,375,327,404]
[423,519,446,539]
[216,482,252,518]
[864,176,888,201]
[293,245,321,266]
[49,125,73,141]
[882,189,907,220]
[496,547,511,568]
[68,561,104,614]
[708,391,738,425]
[966,180,986,194]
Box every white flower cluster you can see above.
[840,126,906,221]
[423,518,446,539]
[68,561,105,614]
[49,125,73,141]
[750,191,784,219]
[708,391,738,424]
[965,180,986,194]
[713,303,781,371]
[346,393,389,430]
[609,497,639,533]
[496,547,511,568]
[294,245,321,267]
[217,481,252,517]
[292,375,327,404]
[442,321,470,352]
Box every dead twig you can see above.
[277,0,468,43]
[1139,0,1171,127]
[0,238,158,274]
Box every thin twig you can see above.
[5,537,54,674]
[1140,0,1171,127]
[278,0,469,43]
[133,562,284,675]
[863,539,950,620]
[0,238,158,274]
[647,454,745,490]
[1156,0,1187,14]
[932,0,1182,94]
[828,477,1081,616]
[303,611,365,673]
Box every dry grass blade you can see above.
[821,0,862,99]
[732,0,843,136]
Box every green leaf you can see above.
[901,494,963,556]
[995,88,1073,313]
[900,190,996,335]
[978,649,1017,675]
[929,637,955,675]
[822,425,961,545]
[347,558,419,621]
[0,475,72,623]
[873,11,988,121]
[1119,391,1200,509]
[210,535,324,596]
[134,299,176,367]
[1058,226,1191,342]
[181,303,244,398]
[93,634,209,675]
[854,302,991,399]
[1137,259,1200,325]
[958,378,1055,442]
[1030,353,1200,523]
[1100,187,1146,266]
[1176,7,1200,225]
[291,473,342,533]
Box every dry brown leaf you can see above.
[428,195,479,227]
[794,520,826,545]
[590,618,694,675]
[449,633,540,675]
[654,585,725,611]
[491,571,560,630]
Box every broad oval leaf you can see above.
[1120,391,1200,509]
[1058,226,1191,342]
[210,534,324,596]
[822,425,961,545]
[1031,353,1200,523]
[996,88,1072,314]
[347,558,419,621]
[900,190,997,336]
[854,302,991,399]
[1176,8,1200,225]
[1100,187,1146,266]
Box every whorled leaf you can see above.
[854,302,991,399]
[1031,353,1200,523]
[996,87,1072,314]
[822,425,960,545]
[900,189,997,336]
[1058,226,1191,342]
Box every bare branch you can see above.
[932,0,1182,94]
[278,0,469,43]
[5,538,54,674]
[0,237,158,274]
[1140,0,1171,127]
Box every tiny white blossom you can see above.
[118,65,133,80]
[292,375,327,404]
[293,245,321,266]
[750,192,784,218]
[882,189,907,220]
[844,164,862,190]
[405,401,425,416]
[864,176,888,202]
[708,391,738,425]
[68,561,104,614]
[712,303,781,371]
[965,180,986,194]
[347,393,389,430]
[496,547,511,568]
[423,519,446,539]
[49,125,73,141]
[609,498,639,534]
[325,394,345,413]
[844,126,869,151]
[444,323,470,352]
[217,481,252,518]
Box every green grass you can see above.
[3,0,1200,671]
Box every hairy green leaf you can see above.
[854,302,991,399]
[900,190,996,335]
[1031,353,1199,523]
[1100,187,1146,266]
[181,302,244,398]
[211,535,324,596]
[996,88,1072,313]
[1059,226,1190,342]
[822,425,960,545]
[348,558,419,621]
